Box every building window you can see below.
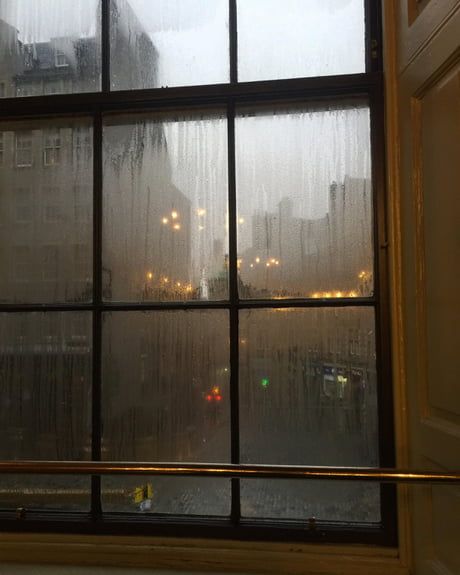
[42,186,61,222]
[15,187,32,223]
[15,132,33,167]
[12,245,31,281]
[43,129,61,166]
[43,80,63,95]
[73,127,92,164]
[0,0,393,546]
[16,82,37,97]
[55,49,68,68]
[74,184,92,223]
[42,245,59,281]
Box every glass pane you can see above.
[0,312,92,510]
[0,474,90,512]
[237,0,365,82]
[0,119,93,303]
[102,476,230,516]
[102,310,230,515]
[103,112,228,302]
[110,0,229,90]
[239,307,380,521]
[236,102,373,299]
[0,0,101,97]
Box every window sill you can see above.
[0,533,409,575]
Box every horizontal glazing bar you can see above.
[0,298,376,313]
[0,74,382,120]
[0,461,458,484]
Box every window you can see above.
[43,187,61,222]
[12,246,31,281]
[55,49,68,68]
[74,185,92,223]
[43,129,61,166]
[73,127,92,164]
[16,82,37,97]
[42,245,59,282]
[15,187,32,223]
[15,132,33,167]
[0,0,393,547]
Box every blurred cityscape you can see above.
[0,0,379,523]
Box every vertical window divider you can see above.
[91,111,103,518]
[229,0,238,84]
[101,0,111,93]
[227,99,241,524]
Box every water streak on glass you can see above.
[236,102,373,299]
[239,307,380,521]
[0,119,93,303]
[0,0,101,97]
[110,0,229,90]
[238,0,365,82]
[103,112,228,302]
[101,310,230,515]
[0,312,92,510]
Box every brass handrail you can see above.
[0,461,459,484]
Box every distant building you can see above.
[238,176,373,297]
[0,2,192,462]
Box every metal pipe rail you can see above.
[0,461,459,484]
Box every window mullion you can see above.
[229,0,238,85]
[227,100,241,523]
[101,0,111,93]
[91,112,104,518]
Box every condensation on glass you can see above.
[237,0,365,82]
[101,310,230,515]
[0,0,101,98]
[103,111,228,302]
[239,307,380,521]
[0,312,92,510]
[110,0,229,90]
[236,101,373,299]
[0,119,93,304]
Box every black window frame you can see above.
[0,0,396,546]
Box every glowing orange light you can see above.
[171,211,178,219]
[146,272,153,280]
[162,217,168,224]
[255,257,260,263]
[215,395,222,402]
[173,223,181,230]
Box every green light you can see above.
[261,378,270,388]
